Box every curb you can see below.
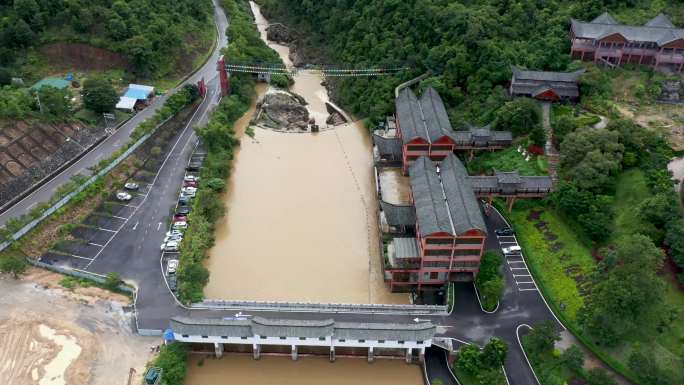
[473,282,500,314]
[516,324,542,385]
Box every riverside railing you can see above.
[0,113,178,253]
[192,299,447,315]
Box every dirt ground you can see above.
[0,269,156,385]
[615,102,684,150]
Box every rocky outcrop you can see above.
[266,23,297,44]
[257,92,310,130]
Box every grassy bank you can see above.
[175,0,285,303]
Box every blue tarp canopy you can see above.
[124,83,154,100]
[163,328,175,342]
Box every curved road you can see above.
[0,0,228,227]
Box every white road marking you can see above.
[88,242,104,247]
[518,288,539,292]
[510,267,529,270]
[97,227,117,233]
[157,222,162,231]
[111,215,128,220]
[132,221,139,231]
[70,254,94,261]
[513,274,531,277]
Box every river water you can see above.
[203,1,407,305]
[186,3,421,384]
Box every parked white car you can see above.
[172,221,188,230]
[184,175,199,182]
[124,182,139,191]
[165,230,183,237]
[116,191,132,201]
[181,187,197,197]
[502,245,522,254]
[163,233,183,243]
[166,259,179,274]
[160,240,180,252]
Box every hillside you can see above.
[258,0,684,124]
[0,0,214,80]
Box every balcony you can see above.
[658,53,684,64]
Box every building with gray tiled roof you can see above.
[169,316,435,362]
[510,65,584,102]
[570,13,684,72]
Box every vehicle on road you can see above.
[184,175,199,182]
[160,240,180,252]
[502,245,522,254]
[166,259,179,274]
[116,192,132,201]
[186,163,202,171]
[181,186,197,196]
[176,207,191,215]
[163,233,183,243]
[183,180,198,188]
[124,182,139,191]
[172,221,188,230]
[168,275,177,291]
[495,227,514,236]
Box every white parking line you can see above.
[513,274,531,277]
[519,287,539,292]
[70,254,94,261]
[510,267,529,270]
[88,242,104,247]
[111,215,128,220]
[97,227,117,233]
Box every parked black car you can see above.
[168,275,177,291]
[495,227,514,236]
[176,207,191,215]
[186,163,202,171]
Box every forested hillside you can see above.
[259,0,684,124]
[0,0,213,78]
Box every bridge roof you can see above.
[170,316,435,341]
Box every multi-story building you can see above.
[373,87,512,173]
[570,12,684,72]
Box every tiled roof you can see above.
[396,87,452,144]
[571,13,684,46]
[170,317,435,341]
[393,237,421,259]
[409,157,453,235]
[511,66,583,98]
[439,154,487,235]
[380,201,416,227]
[373,134,403,158]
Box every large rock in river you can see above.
[258,92,309,130]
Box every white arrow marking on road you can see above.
[132,221,138,231]
[157,222,162,231]
[413,318,431,323]
[235,312,252,318]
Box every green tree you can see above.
[476,368,505,385]
[154,343,188,385]
[586,368,617,385]
[37,86,71,117]
[104,272,122,290]
[552,114,577,147]
[476,251,503,310]
[11,19,34,48]
[13,0,40,22]
[0,68,11,86]
[456,344,482,375]
[628,347,674,385]
[493,98,542,138]
[559,128,623,192]
[481,337,507,368]
[579,235,666,345]
[82,77,118,113]
[0,255,27,278]
[524,321,560,355]
[560,345,584,374]
[206,178,226,192]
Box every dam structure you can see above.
[169,316,436,363]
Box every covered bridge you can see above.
[510,65,584,102]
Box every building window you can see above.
[339,339,346,342]
[359,339,366,343]
[398,341,405,344]
[319,337,326,341]
[260,336,267,339]
[221,336,228,339]
[417,341,424,345]
[201,336,208,339]
[279,336,287,340]
[430,272,439,280]
[299,337,306,340]
[378,340,385,344]
[241,337,248,340]
[182,334,189,338]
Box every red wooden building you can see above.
[374,88,512,173]
[570,13,684,72]
[509,66,584,102]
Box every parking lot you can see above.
[497,234,539,292]
[38,182,154,270]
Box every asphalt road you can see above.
[0,0,228,227]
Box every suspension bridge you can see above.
[217,55,410,95]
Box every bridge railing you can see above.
[192,299,447,315]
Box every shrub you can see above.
[0,254,27,278]
[103,272,122,290]
[456,344,482,374]
[476,251,503,311]
[152,343,189,385]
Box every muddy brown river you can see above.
[203,1,407,305]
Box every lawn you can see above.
[509,202,594,322]
[467,146,548,176]
[506,168,684,383]
[551,104,601,128]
